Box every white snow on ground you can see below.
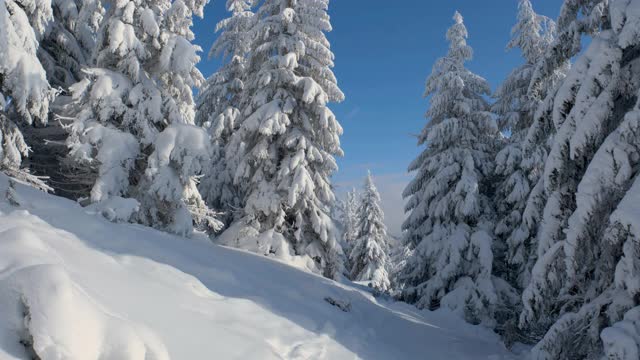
[0,175,513,360]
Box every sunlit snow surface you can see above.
[0,175,513,359]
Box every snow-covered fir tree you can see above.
[492,0,555,290]
[0,0,54,190]
[398,12,500,325]
[65,0,220,235]
[21,0,104,199]
[516,0,610,342]
[341,188,359,256]
[518,1,640,357]
[196,0,255,226]
[221,0,345,278]
[349,172,390,292]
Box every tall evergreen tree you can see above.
[492,0,556,290]
[341,188,359,256]
[21,0,104,199]
[0,0,54,189]
[222,0,345,278]
[398,12,500,325]
[518,0,610,341]
[197,0,255,226]
[65,0,219,235]
[349,172,390,292]
[519,1,640,357]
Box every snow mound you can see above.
[0,211,168,360]
[0,175,513,359]
[85,196,140,222]
[215,221,320,273]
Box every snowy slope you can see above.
[0,175,513,360]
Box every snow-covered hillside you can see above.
[0,175,512,360]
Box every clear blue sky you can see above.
[192,0,563,234]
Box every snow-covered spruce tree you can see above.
[349,172,390,292]
[0,0,54,190]
[65,0,220,235]
[341,188,359,256]
[520,1,640,357]
[492,0,555,292]
[20,0,104,199]
[196,0,255,226]
[517,0,611,340]
[514,1,599,280]
[221,0,345,278]
[397,12,500,325]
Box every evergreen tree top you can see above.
[508,0,555,64]
[419,11,492,148]
[446,11,472,64]
[363,172,380,199]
